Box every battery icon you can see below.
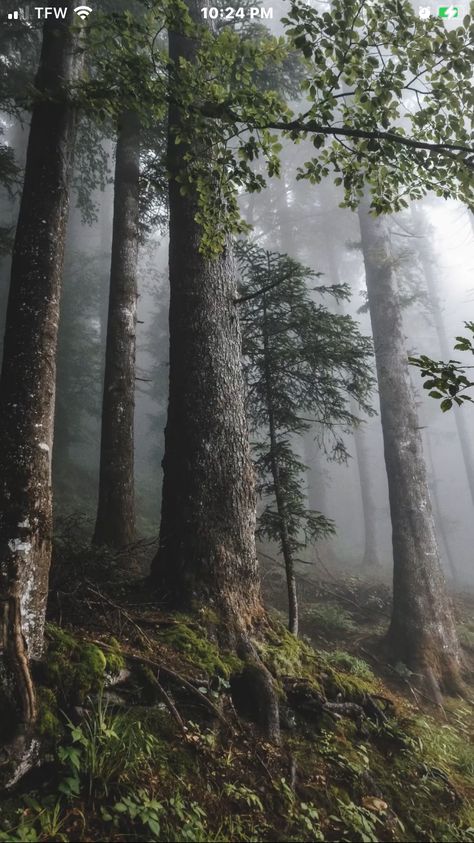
[438,5,459,16]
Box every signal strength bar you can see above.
[7,10,19,18]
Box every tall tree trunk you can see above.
[151,2,280,742]
[150,1,262,631]
[262,291,298,635]
[358,200,464,695]
[411,204,474,507]
[0,12,82,780]
[94,112,140,548]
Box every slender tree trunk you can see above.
[262,291,298,635]
[150,1,263,631]
[358,200,464,695]
[0,12,82,779]
[94,112,140,548]
[411,204,474,507]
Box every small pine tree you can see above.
[238,242,375,635]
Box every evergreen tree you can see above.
[238,243,374,634]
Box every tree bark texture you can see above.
[94,111,140,548]
[151,0,263,630]
[0,12,82,766]
[358,201,463,693]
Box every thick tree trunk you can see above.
[0,13,82,779]
[150,1,263,631]
[94,112,140,548]
[358,201,463,695]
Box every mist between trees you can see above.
[0,0,473,815]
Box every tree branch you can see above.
[265,120,473,162]
[234,274,291,304]
[199,103,474,165]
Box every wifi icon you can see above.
[74,5,92,19]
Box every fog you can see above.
[1,0,473,590]
[3,129,472,588]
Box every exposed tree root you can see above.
[283,677,393,727]
[234,635,281,745]
[90,640,230,726]
[0,593,38,789]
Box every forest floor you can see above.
[1,528,473,842]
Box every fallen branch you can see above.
[90,640,229,726]
[284,677,392,725]
[150,670,187,733]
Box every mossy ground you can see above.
[1,573,473,842]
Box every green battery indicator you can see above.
[438,5,459,16]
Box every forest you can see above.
[0,0,473,840]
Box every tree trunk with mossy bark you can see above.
[0,12,82,783]
[358,200,464,696]
[150,1,279,740]
[94,111,140,549]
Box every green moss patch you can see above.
[42,624,124,705]
[156,617,242,677]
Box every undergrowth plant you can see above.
[58,694,159,800]
[303,602,357,635]
[323,650,375,680]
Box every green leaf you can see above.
[440,398,453,412]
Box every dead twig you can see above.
[150,669,187,733]
[85,583,154,650]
